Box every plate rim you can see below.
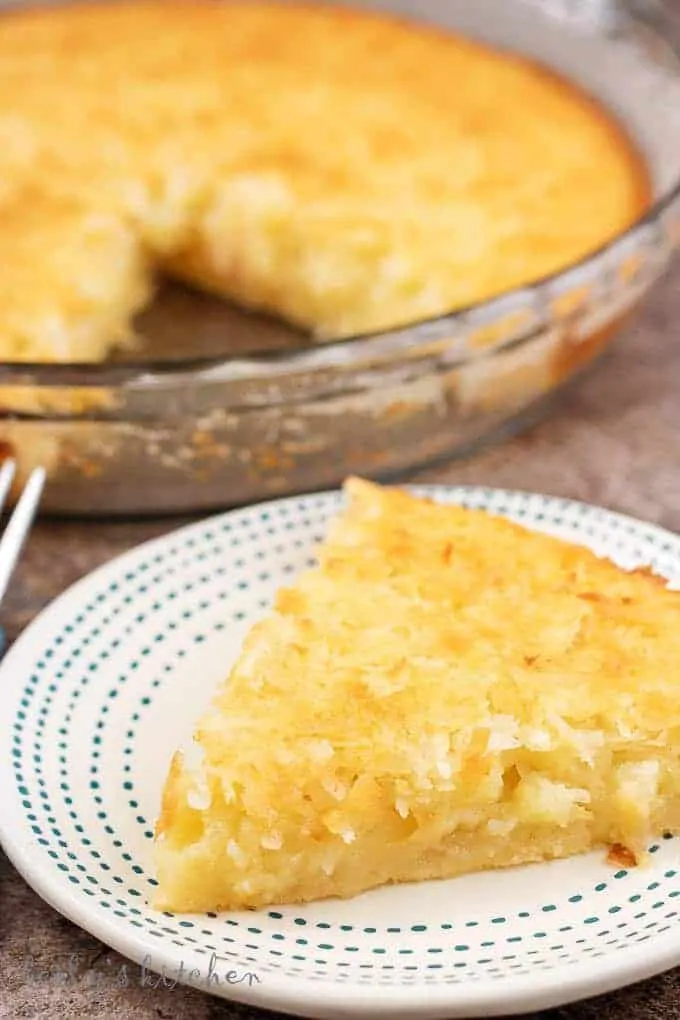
[2,482,680,1019]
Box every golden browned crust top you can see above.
[0,1,650,359]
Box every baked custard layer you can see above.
[154,479,680,912]
[0,1,649,360]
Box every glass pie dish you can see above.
[1,0,680,516]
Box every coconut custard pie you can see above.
[154,479,680,912]
[0,0,649,361]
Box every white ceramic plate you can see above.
[2,485,680,1019]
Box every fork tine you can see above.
[0,466,46,607]
[0,458,17,517]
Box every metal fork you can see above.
[0,460,46,625]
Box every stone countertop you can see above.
[1,275,680,1017]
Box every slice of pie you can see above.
[153,478,680,912]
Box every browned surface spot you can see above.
[0,438,15,462]
[607,843,639,869]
